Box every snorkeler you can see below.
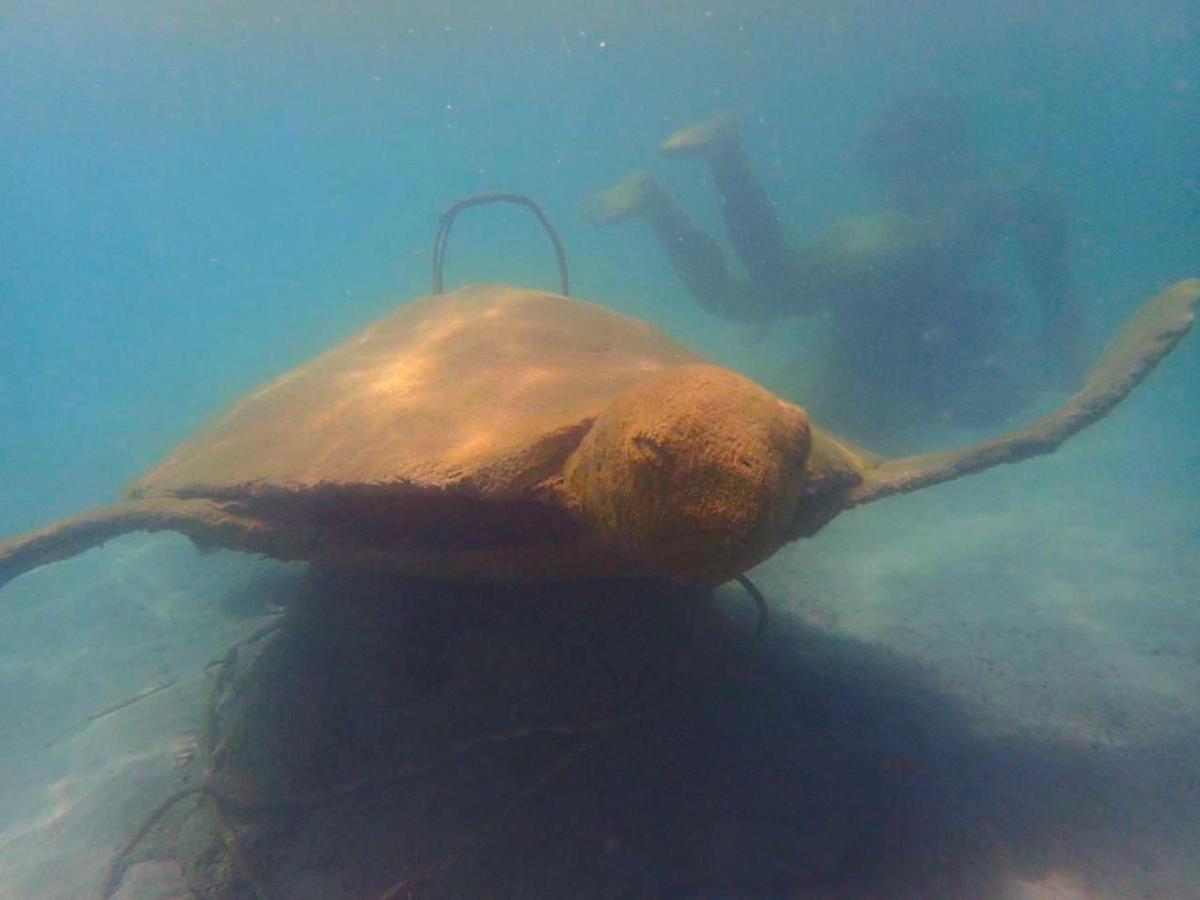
[583,95,1081,440]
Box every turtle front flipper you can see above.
[848,278,1200,505]
[0,498,278,591]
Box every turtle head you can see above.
[561,279,1200,585]
[563,364,820,584]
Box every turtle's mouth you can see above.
[785,470,862,541]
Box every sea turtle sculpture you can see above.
[1,275,1196,591]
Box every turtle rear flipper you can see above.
[0,498,274,591]
[850,278,1200,505]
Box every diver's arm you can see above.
[1004,173,1083,385]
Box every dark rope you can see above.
[100,626,282,900]
[103,583,765,899]
[432,193,570,296]
[734,573,769,644]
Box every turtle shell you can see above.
[130,284,703,579]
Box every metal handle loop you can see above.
[431,192,570,296]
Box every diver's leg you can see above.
[581,170,668,226]
[1006,179,1082,386]
[583,171,763,322]
[660,114,798,300]
[931,283,1033,427]
[812,302,915,443]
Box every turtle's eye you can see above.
[631,434,668,462]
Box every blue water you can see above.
[1,2,1197,897]
[3,2,1194,533]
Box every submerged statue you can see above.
[583,93,1079,438]
[5,196,1190,900]
[0,278,1195,591]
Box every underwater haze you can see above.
[1,1,1198,898]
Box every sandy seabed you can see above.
[0,418,1197,900]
